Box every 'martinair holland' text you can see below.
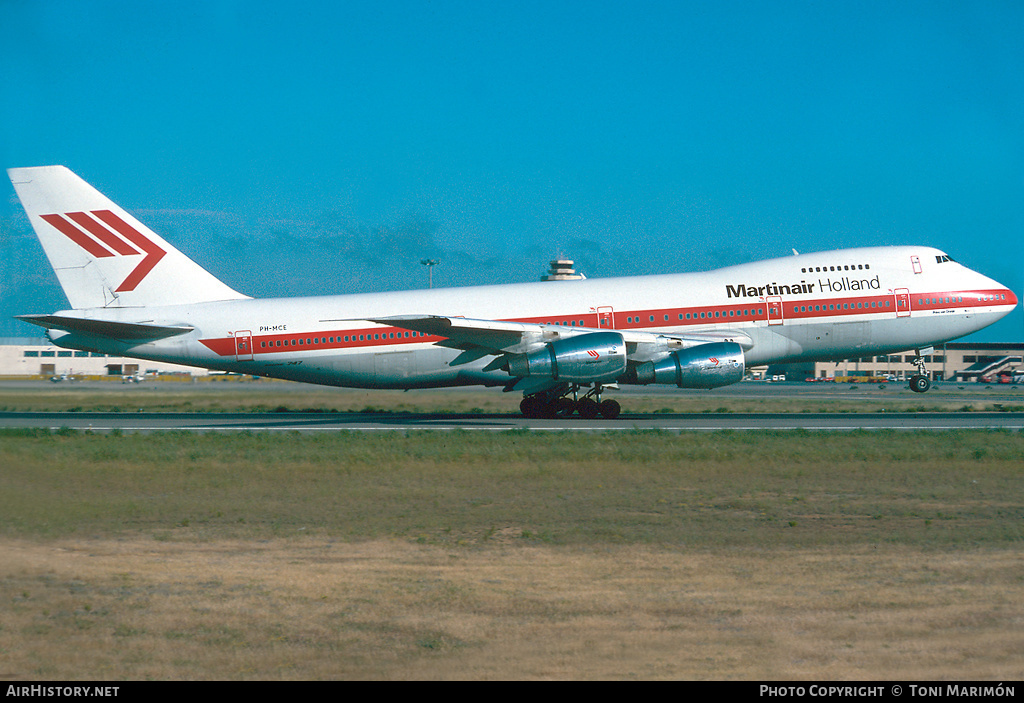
[726,275,881,298]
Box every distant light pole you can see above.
[420,259,440,289]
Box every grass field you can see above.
[1,380,1022,415]
[2,428,1022,679]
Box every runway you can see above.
[3,410,1023,432]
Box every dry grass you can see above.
[3,538,1021,680]
[1,428,1021,679]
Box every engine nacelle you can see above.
[508,331,627,383]
[635,341,745,389]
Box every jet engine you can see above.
[635,341,745,389]
[507,331,627,383]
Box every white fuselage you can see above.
[46,245,1017,389]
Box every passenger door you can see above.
[894,289,911,318]
[766,296,784,326]
[234,330,253,361]
[596,306,615,329]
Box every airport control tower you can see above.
[541,258,585,281]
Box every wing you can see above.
[365,314,753,368]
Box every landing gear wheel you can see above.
[909,375,931,393]
[599,399,621,419]
[577,397,600,419]
[520,396,545,418]
[554,397,577,418]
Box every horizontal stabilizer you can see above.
[16,314,194,340]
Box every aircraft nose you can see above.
[976,269,1018,309]
[991,275,1019,309]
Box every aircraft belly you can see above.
[874,313,981,351]
[744,311,990,366]
[373,350,416,384]
[330,347,502,389]
[742,327,800,366]
[832,321,872,355]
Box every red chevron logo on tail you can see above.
[40,210,166,292]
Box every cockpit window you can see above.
[935,255,955,263]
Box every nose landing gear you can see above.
[909,353,932,393]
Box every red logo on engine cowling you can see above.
[40,210,166,292]
[710,357,720,365]
[587,350,600,359]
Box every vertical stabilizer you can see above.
[8,166,249,309]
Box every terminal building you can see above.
[769,342,1023,383]
[0,338,207,380]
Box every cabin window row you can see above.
[919,297,963,305]
[801,264,870,274]
[624,309,764,324]
[259,331,428,348]
[794,301,891,313]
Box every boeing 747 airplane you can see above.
[8,166,1018,418]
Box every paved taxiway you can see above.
[2,410,1023,432]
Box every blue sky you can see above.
[2,0,1021,341]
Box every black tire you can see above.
[599,399,621,419]
[909,375,931,393]
[520,396,545,418]
[577,397,600,419]
[554,397,577,418]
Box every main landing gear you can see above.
[520,384,621,419]
[909,353,931,393]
